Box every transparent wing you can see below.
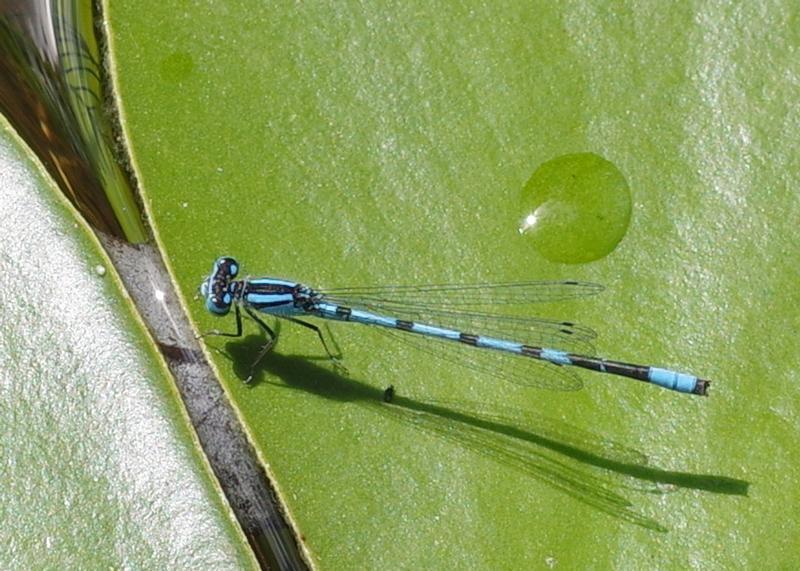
[374,327,583,392]
[319,280,600,391]
[320,280,604,308]
[321,284,599,355]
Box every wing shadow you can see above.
[222,336,749,531]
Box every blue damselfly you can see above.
[199,257,709,396]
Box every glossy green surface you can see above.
[0,118,254,569]
[109,2,800,568]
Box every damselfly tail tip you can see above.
[694,379,710,396]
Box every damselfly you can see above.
[199,257,710,396]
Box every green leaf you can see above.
[0,117,255,569]
[108,2,800,568]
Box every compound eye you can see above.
[216,256,239,278]
[206,294,231,316]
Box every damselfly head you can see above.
[201,256,240,315]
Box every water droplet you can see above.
[519,153,631,264]
[94,265,106,276]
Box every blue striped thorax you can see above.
[242,278,315,316]
[201,256,240,315]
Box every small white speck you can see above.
[94,265,106,276]
[216,166,224,173]
[656,482,678,493]
[154,289,166,302]
[181,202,188,208]
[45,536,53,549]
[545,556,557,568]
[380,137,396,152]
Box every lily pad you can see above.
[0,117,254,569]
[108,3,799,568]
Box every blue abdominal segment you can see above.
[648,367,699,394]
